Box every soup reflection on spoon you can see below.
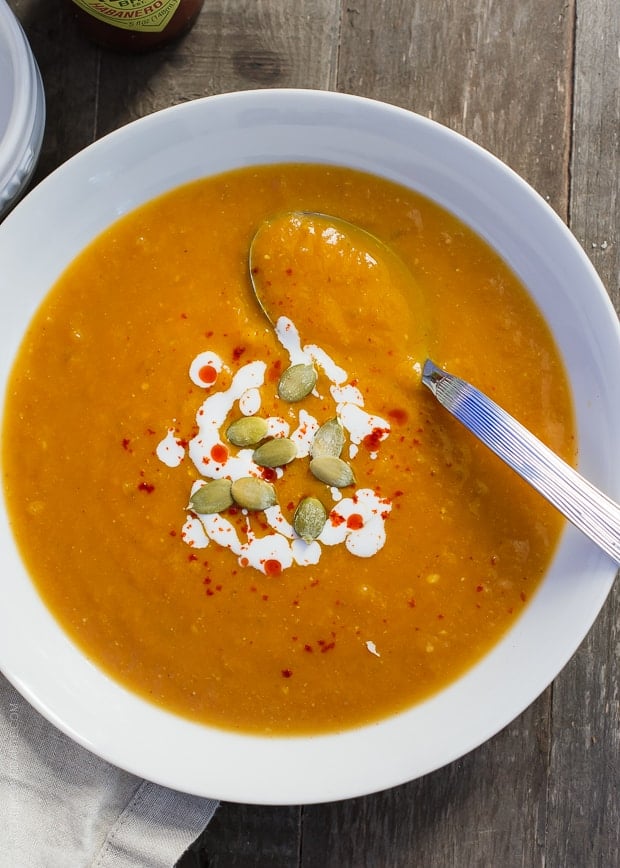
[249,210,429,386]
[249,211,620,565]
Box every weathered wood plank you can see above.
[94,0,341,135]
[545,0,620,865]
[337,0,574,217]
[179,803,300,867]
[570,0,619,304]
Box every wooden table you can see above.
[9,1,619,865]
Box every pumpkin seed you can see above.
[189,479,233,514]
[278,363,317,402]
[311,417,345,459]
[309,455,355,488]
[293,496,327,542]
[231,476,277,511]
[252,437,297,468]
[226,415,269,447]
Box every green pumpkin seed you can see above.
[252,437,297,468]
[293,496,327,542]
[278,363,317,402]
[309,455,355,488]
[311,417,345,459]
[231,476,277,511]
[189,479,233,514]
[226,415,269,447]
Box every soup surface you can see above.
[2,164,575,735]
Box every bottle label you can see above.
[71,0,182,33]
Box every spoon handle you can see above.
[422,360,620,566]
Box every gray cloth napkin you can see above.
[0,675,219,868]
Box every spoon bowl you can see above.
[249,210,429,369]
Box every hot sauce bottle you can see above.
[68,0,205,52]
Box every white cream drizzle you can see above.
[365,640,381,657]
[156,427,185,468]
[189,350,224,388]
[157,316,394,575]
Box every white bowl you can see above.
[0,1,45,219]
[0,89,618,804]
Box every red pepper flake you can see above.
[169,530,177,537]
[407,597,416,608]
[268,360,282,382]
[363,427,389,451]
[232,345,246,360]
[304,644,313,653]
[210,443,228,463]
[146,428,156,435]
[264,559,282,577]
[206,588,214,596]
[285,267,293,275]
[387,408,408,425]
[330,513,346,527]
[437,613,444,620]
[198,364,217,385]
[138,481,155,493]
[122,437,131,451]
[520,591,527,602]
[346,513,364,530]
[286,501,295,512]
[240,557,249,567]
[180,312,188,319]
[188,553,198,562]
[205,330,214,338]
[203,577,211,584]
[262,594,269,601]
[476,584,484,593]
[261,467,277,482]
[393,490,404,498]
[320,641,335,653]
[281,669,293,678]
[215,584,223,592]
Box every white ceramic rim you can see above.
[0,0,46,218]
[0,89,618,804]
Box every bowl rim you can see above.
[0,88,618,804]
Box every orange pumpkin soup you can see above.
[2,164,575,735]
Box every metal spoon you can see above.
[249,212,620,565]
[422,360,620,565]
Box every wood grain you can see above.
[5,1,619,866]
[545,2,620,866]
